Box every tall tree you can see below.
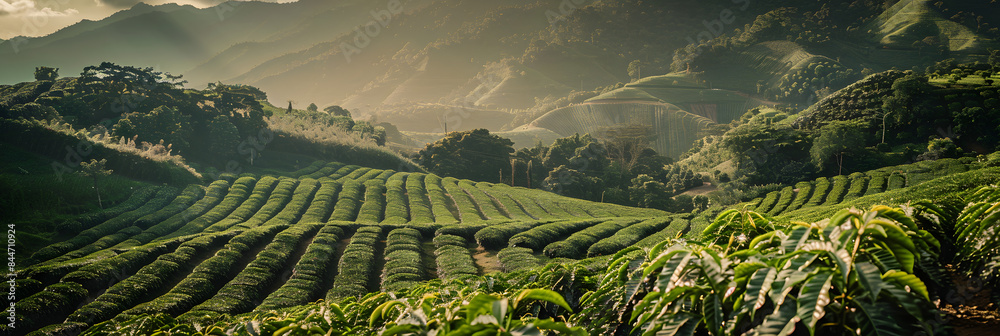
[79,159,112,209]
[810,120,866,175]
[34,66,58,81]
[324,105,352,117]
[113,106,193,151]
[416,129,514,182]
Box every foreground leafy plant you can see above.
[598,206,946,336]
[370,288,587,336]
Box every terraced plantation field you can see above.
[16,161,671,335]
[752,158,975,216]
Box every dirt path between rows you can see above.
[472,246,503,275]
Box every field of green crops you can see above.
[14,161,673,334]
[748,157,975,217]
[15,154,1000,335]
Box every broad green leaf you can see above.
[465,294,500,322]
[513,289,572,313]
[369,300,405,327]
[881,284,929,322]
[491,297,508,326]
[796,272,833,335]
[631,292,663,323]
[744,267,777,314]
[855,262,884,301]
[381,324,423,336]
[653,251,694,291]
[854,301,907,336]
[881,270,929,301]
[734,261,767,280]
[649,312,698,336]
[532,318,588,336]
[703,294,724,336]
[782,226,812,253]
[866,248,902,272]
[646,250,692,279]
[753,298,799,336]
[749,231,779,250]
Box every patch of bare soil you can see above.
[680,182,717,196]
[940,265,1000,336]
[472,246,503,274]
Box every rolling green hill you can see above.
[586,72,774,123]
[529,101,715,159]
[13,161,669,334]
[869,0,989,52]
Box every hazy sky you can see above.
[0,0,292,39]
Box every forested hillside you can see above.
[3,0,1000,335]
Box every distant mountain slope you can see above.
[530,101,715,159]
[586,72,773,124]
[0,0,353,84]
[869,0,987,52]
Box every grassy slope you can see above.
[0,144,147,254]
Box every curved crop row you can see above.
[508,219,603,251]
[543,218,637,258]
[424,174,459,224]
[328,226,383,299]
[528,192,575,218]
[50,184,209,263]
[474,220,550,250]
[441,178,484,221]
[287,160,325,177]
[842,173,869,201]
[382,174,410,224]
[356,179,386,224]
[481,183,552,219]
[153,177,256,241]
[588,217,672,257]
[65,232,235,326]
[17,237,189,332]
[338,166,371,181]
[767,186,796,215]
[433,234,478,280]
[459,180,507,220]
[864,172,888,196]
[56,186,160,237]
[327,165,359,181]
[259,179,319,226]
[405,173,435,224]
[181,224,322,319]
[497,247,540,272]
[303,162,345,179]
[887,172,906,190]
[804,177,831,206]
[782,181,813,214]
[298,179,341,223]
[204,176,279,232]
[633,217,690,247]
[382,228,426,291]
[475,184,534,220]
[121,225,285,317]
[822,175,850,206]
[330,180,364,222]
[549,198,593,218]
[230,178,300,230]
[31,186,181,264]
[754,190,780,213]
[257,225,345,310]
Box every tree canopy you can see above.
[417,129,515,182]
